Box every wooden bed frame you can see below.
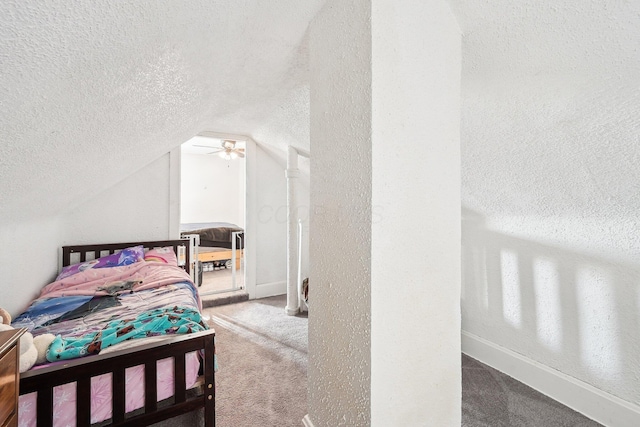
[19,239,216,427]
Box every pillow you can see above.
[56,246,145,280]
[144,246,178,266]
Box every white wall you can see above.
[309,1,373,421]
[61,154,175,244]
[461,210,640,423]
[2,154,176,317]
[309,1,461,425]
[254,145,288,293]
[456,1,640,422]
[0,218,64,316]
[370,1,461,425]
[180,152,245,227]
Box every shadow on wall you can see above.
[462,207,640,402]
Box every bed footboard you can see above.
[20,329,215,427]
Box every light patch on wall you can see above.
[532,257,563,353]
[576,265,620,378]
[462,244,490,312]
[475,246,490,311]
[500,249,522,329]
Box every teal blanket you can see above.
[47,306,207,361]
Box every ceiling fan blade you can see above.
[193,144,217,149]
[207,149,224,154]
[235,148,245,153]
[236,151,245,158]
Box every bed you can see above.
[180,223,244,250]
[180,223,244,273]
[12,239,216,427]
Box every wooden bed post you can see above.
[204,337,216,427]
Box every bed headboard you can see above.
[61,239,192,274]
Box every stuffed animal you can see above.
[33,333,56,365]
[0,308,54,372]
[0,307,10,325]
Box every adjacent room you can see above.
[180,133,247,303]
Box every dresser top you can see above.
[0,328,26,355]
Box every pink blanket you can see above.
[38,261,196,301]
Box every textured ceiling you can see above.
[450,0,640,258]
[0,0,323,221]
[2,0,639,245]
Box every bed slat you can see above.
[144,361,158,413]
[113,367,126,423]
[77,377,91,426]
[36,386,53,427]
[174,354,186,403]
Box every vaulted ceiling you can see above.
[0,0,323,222]
[2,0,639,253]
[452,0,640,217]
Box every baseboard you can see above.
[302,414,315,427]
[255,280,286,299]
[462,331,640,427]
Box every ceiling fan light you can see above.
[230,151,238,159]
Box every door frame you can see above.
[170,132,257,299]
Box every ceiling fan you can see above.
[194,139,245,159]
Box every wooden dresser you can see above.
[0,329,25,427]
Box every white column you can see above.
[309,2,374,424]
[370,1,461,424]
[285,145,300,315]
[308,0,461,425]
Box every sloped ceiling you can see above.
[451,0,640,213]
[450,0,640,257]
[0,0,323,222]
[2,0,639,250]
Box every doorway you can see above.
[180,134,247,297]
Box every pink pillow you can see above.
[56,246,145,280]
[144,247,178,266]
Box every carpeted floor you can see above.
[202,295,601,427]
[203,295,308,427]
[462,355,601,426]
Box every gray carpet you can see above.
[462,355,601,426]
[204,295,308,427]
[198,295,601,427]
